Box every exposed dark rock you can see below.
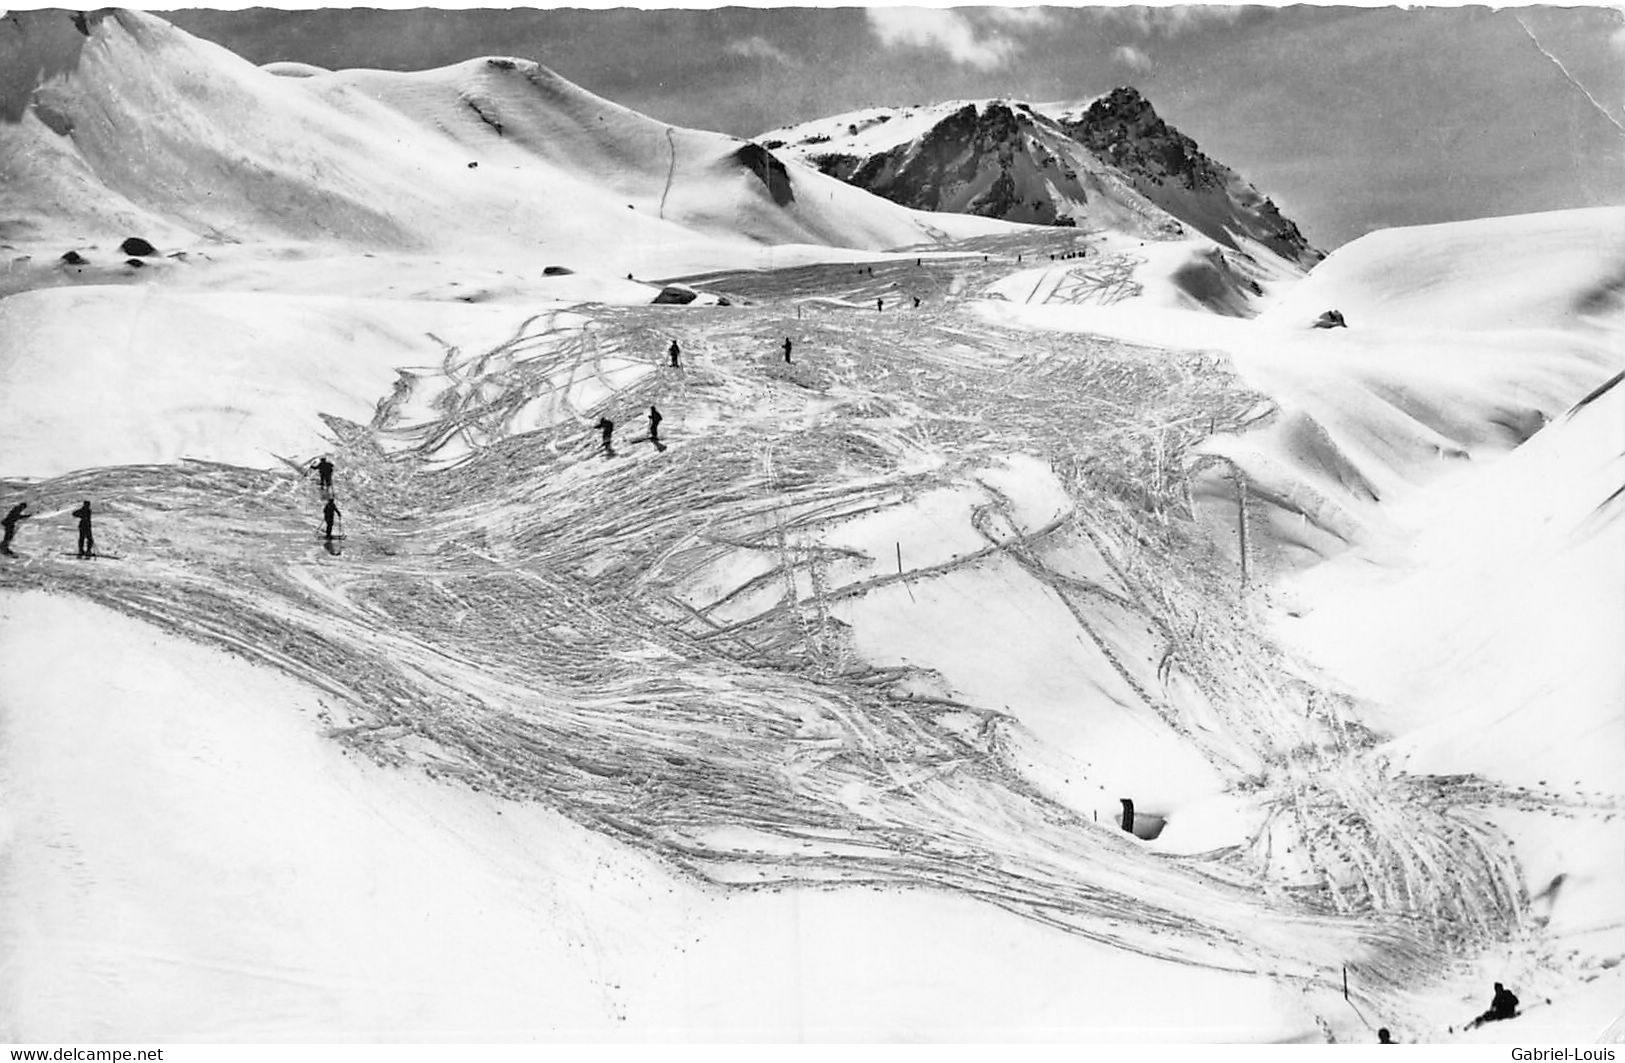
[542,265,574,276]
[119,236,156,256]
[125,258,145,268]
[60,249,86,264]
[653,285,697,305]
[733,143,794,207]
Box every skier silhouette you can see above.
[596,416,615,457]
[322,498,341,541]
[1377,1029,1394,1044]
[72,500,94,558]
[1,502,30,556]
[782,337,793,364]
[1466,983,1520,1029]
[668,340,681,368]
[648,405,663,449]
[876,297,883,312]
[311,455,334,494]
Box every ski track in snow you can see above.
[0,244,1583,1030]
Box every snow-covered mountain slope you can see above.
[0,591,1315,1041]
[4,8,1623,1042]
[3,206,1622,1040]
[1258,206,1625,333]
[764,89,1319,268]
[0,10,1014,278]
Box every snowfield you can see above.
[2,8,1624,1046]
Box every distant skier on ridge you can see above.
[72,500,94,558]
[1,502,30,556]
[668,340,681,368]
[782,337,793,364]
[322,498,341,541]
[596,416,615,457]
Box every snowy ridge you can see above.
[764,89,1320,267]
[0,10,1015,274]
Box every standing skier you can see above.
[668,340,681,368]
[596,416,615,457]
[648,405,663,448]
[322,498,341,541]
[72,500,94,558]
[1,502,30,555]
[311,455,334,494]
[782,337,793,364]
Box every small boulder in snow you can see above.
[120,237,158,257]
[60,250,86,265]
[1312,309,1347,329]
[652,285,697,306]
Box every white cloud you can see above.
[980,7,1057,29]
[725,35,797,67]
[866,8,1019,71]
[1113,44,1153,73]
[1113,5,1247,38]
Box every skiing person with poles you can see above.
[648,405,663,448]
[311,455,335,494]
[782,337,793,364]
[596,416,615,457]
[1,502,30,555]
[1466,983,1520,1029]
[668,340,681,368]
[72,500,95,558]
[322,498,341,541]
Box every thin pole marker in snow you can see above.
[897,541,916,603]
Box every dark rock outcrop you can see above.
[119,236,156,256]
[733,143,794,207]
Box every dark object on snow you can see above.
[60,250,86,265]
[913,296,921,308]
[782,337,793,364]
[467,161,478,169]
[72,500,94,558]
[70,11,90,35]
[732,142,794,206]
[648,405,663,446]
[1,502,30,555]
[876,297,883,312]
[1377,1029,1394,1044]
[322,498,341,541]
[1466,983,1520,1030]
[1118,797,1167,840]
[653,285,697,305]
[668,340,681,368]
[125,258,145,268]
[543,265,574,276]
[1312,309,1347,329]
[311,456,334,493]
[120,237,157,257]
[596,416,615,456]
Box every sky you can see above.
[114,5,1625,248]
